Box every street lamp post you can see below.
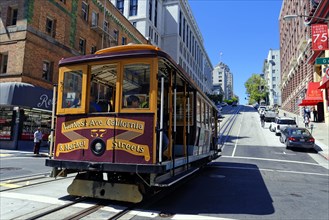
[283,14,329,22]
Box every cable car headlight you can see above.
[91,139,106,156]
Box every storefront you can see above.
[318,76,329,124]
[0,82,53,150]
[298,82,325,122]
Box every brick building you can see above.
[279,0,328,124]
[0,0,147,149]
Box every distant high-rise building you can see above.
[263,49,281,107]
[212,62,233,100]
[110,0,213,94]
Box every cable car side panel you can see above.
[54,113,154,164]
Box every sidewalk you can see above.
[0,145,50,158]
[279,109,329,160]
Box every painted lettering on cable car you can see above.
[62,117,144,133]
[107,139,150,161]
[57,117,149,160]
[56,139,88,157]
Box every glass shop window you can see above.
[0,107,15,140]
[20,109,51,141]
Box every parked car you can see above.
[280,127,315,149]
[269,117,297,135]
[264,110,277,122]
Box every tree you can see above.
[207,93,223,104]
[244,74,268,104]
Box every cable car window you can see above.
[90,64,117,112]
[196,96,201,123]
[122,63,150,109]
[201,100,205,125]
[61,70,82,108]
[205,104,209,128]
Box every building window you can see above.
[46,17,56,37]
[91,46,97,54]
[183,18,186,42]
[272,55,275,59]
[179,11,182,37]
[132,21,137,27]
[272,77,276,81]
[148,0,152,21]
[129,0,138,16]
[122,37,127,45]
[82,2,89,21]
[114,30,119,43]
[272,69,275,73]
[91,11,98,27]
[116,0,124,13]
[154,0,158,27]
[186,25,189,47]
[154,33,158,44]
[0,53,8,73]
[103,20,109,33]
[79,38,86,55]
[42,61,52,81]
[7,7,18,26]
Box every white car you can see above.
[269,117,298,135]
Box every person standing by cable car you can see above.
[33,127,43,156]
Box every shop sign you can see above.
[311,24,328,51]
[316,57,329,64]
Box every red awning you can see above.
[298,82,323,106]
[318,76,329,89]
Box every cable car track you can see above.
[218,106,242,147]
[0,173,75,192]
[15,167,200,220]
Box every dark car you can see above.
[280,127,315,149]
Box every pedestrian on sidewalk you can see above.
[312,108,318,122]
[33,127,43,155]
[304,115,310,128]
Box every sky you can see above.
[188,0,283,104]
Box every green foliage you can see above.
[245,74,268,104]
[26,0,34,23]
[70,0,78,47]
[207,93,223,105]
